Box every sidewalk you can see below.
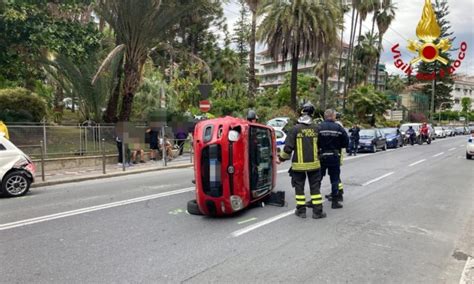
[33,155,193,188]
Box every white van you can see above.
[0,134,35,197]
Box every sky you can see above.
[223,0,474,76]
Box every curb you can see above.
[32,163,194,188]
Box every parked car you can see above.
[266,117,290,131]
[358,129,387,153]
[0,134,36,197]
[466,133,474,160]
[455,127,467,135]
[380,128,403,148]
[275,129,287,153]
[444,127,455,137]
[434,126,447,138]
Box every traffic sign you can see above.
[199,100,211,113]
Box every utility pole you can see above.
[430,79,436,122]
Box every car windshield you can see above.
[359,129,375,139]
[381,128,397,135]
[267,120,286,128]
[435,127,443,130]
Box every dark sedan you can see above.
[381,128,403,148]
[358,129,387,153]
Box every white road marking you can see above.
[0,187,194,231]
[231,210,294,237]
[432,152,444,157]
[277,169,290,174]
[362,172,395,186]
[408,159,427,167]
[448,147,457,151]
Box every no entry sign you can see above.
[199,100,211,113]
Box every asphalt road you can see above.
[1,136,473,283]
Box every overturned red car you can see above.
[187,116,278,216]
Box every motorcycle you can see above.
[404,132,416,146]
[419,133,432,145]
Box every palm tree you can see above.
[374,0,396,89]
[258,0,342,111]
[245,0,261,99]
[348,84,391,124]
[353,32,380,84]
[95,0,188,121]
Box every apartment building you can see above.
[451,75,474,111]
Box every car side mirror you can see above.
[228,130,240,142]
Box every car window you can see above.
[275,130,284,139]
[360,130,375,138]
[268,120,286,128]
[249,127,273,195]
[0,143,5,151]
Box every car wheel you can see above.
[467,153,473,160]
[382,143,387,151]
[1,171,31,197]
[371,144,377,153]
[187,199,203,215]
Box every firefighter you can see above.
[325,112,345,202]
[278,103,326,219]
[318,109,349,209]
[247,109,258,123]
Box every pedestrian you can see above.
[0,120,9,139]
[131,144,146,164]
[146,127,159,161]
[348,124,360,156]
[175,127,187,156]
[318,109,349,209]
[278,103,327,219]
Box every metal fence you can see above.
[8,122,192,159]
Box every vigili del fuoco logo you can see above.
[391,0,467,80]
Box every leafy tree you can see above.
[461,97,472,113]
[258,0,342,111]
[244,0,261,98]
[0,87,48,122]
[348,85,391,124]
[386,75,406,94]
[0,1,101,88]
[374,0,396,88]
[353,32,380,84]
[96,0,191,121]
[234,0,250,67]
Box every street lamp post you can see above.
[438,102,451,125]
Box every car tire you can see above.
[371,144,377,153]
[1,171,31,197]
[467,153,472,160]
[187,199,203,215]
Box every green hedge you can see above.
[0,87,48,122]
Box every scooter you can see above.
[404,133,416,146]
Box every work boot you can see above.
[331,199,343,209]
[312,204,327,219]
[295,206,307,218]
[325,193,344,202]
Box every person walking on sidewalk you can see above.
[278,103,327,219]
[146,127,159,161]
[318,109,349,209]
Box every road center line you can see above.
[362,172,395,186]
[432,152,445,157]
[408,159,427,167]
[448,147,456,151]
[237,217,257,225]
[0,187,194,231]
[231,210,294,237]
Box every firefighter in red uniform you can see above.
[278,103,326,219]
